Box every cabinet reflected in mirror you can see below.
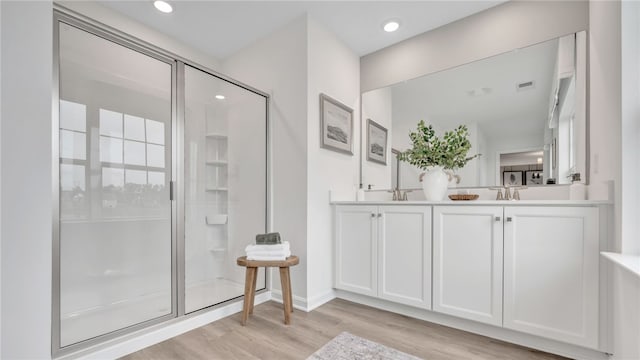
[363,31,587,190]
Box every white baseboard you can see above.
[335,290,608,360]
[306,290,337,311]
[60,291,272,360]
[270,289,310,311]
[271,289,336,312]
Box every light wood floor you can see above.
[122,299,568,360]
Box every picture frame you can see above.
[366,119,388,165]
[551,138,557,170]
[319,93,353,155]
[503,171,523,186]
[524,170,543,185]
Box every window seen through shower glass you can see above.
[58,22,173,347]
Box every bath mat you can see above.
[307,331,423,360]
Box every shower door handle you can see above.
[170,181,175,201]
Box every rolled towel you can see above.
[256,232,281,245]
[245,241,290,253]
[246,249,291,258]
[246,254,290,261]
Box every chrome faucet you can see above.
[389,188,402,201]
[490,186,526,200]
[388,188,412,201]
[504,186,512,200]
[489,187,504,200]
[511,186,527,200]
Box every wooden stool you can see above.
[236,255,299,325]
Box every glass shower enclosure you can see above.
[53,11,268,355]
[183,66,267,313]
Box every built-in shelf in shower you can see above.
[209,248,227,253]
[206,160,228,166]
[205,187,228,192]
[205,133,228,139]
[205,214,228,225]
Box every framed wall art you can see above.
[366,119,388,165]
[503,171,523,186]
[320,94,353,155]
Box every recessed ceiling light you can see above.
[466,87,492,97]
[215,95,225,100]
[154,1,173,13]
[383,20,400,33]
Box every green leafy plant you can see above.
[398,120,480,170]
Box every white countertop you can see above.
[331,200,612,206]
[601,252,640,278]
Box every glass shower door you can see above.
[183,65,267,313]
[57,21,174,348]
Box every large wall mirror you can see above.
[361,31,587,190]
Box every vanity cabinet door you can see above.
[503,206,599,349]
[335,205,378,297]
[433,206,504,326]
[378,206,431,309]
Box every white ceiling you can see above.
[98,1,505,59]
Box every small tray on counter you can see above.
[448,194,480,201]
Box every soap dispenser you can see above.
[356,184,365,201]
[569,173,586,200]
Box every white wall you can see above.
[223,17,309,300]
[361,0,588,92]
[588,0,622,241]
[484,133,544,186]
[621,0,640,256]
[306,17,360,307]
[0,2,226,358]
[612,2,640,360]
[1,1,53,358]
[361,87,392,189]
[611,268,640,360]
[0,2,3,355]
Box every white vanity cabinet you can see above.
[333,201,605,354]
[503,206,600,349]
[335,205,431,308]
[334,205,378,297]
[432,206,504,326]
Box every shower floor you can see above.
[60,278,250,347]
[185,278,245,313]
[61,289,172,347]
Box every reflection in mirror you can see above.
[362,31,587,190]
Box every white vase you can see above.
[421,166,449,201]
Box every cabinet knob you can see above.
[506,217,513,222]
[495,216,501,221]
[370,213,375,218]
[377,213,382,218]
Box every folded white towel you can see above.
[246,254,289,261]
[246,250,291,258]
[245,241,290,253]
